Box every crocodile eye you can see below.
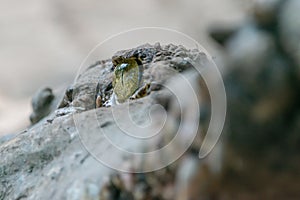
[112,58,141,102]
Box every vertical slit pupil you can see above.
[118,63,128,86]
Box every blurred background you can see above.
[0,0,251,135]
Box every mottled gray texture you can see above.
[0,44,205,200]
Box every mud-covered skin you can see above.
[112,44,156,68]
[6,43,207,200]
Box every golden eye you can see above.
[112,58,141,102]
